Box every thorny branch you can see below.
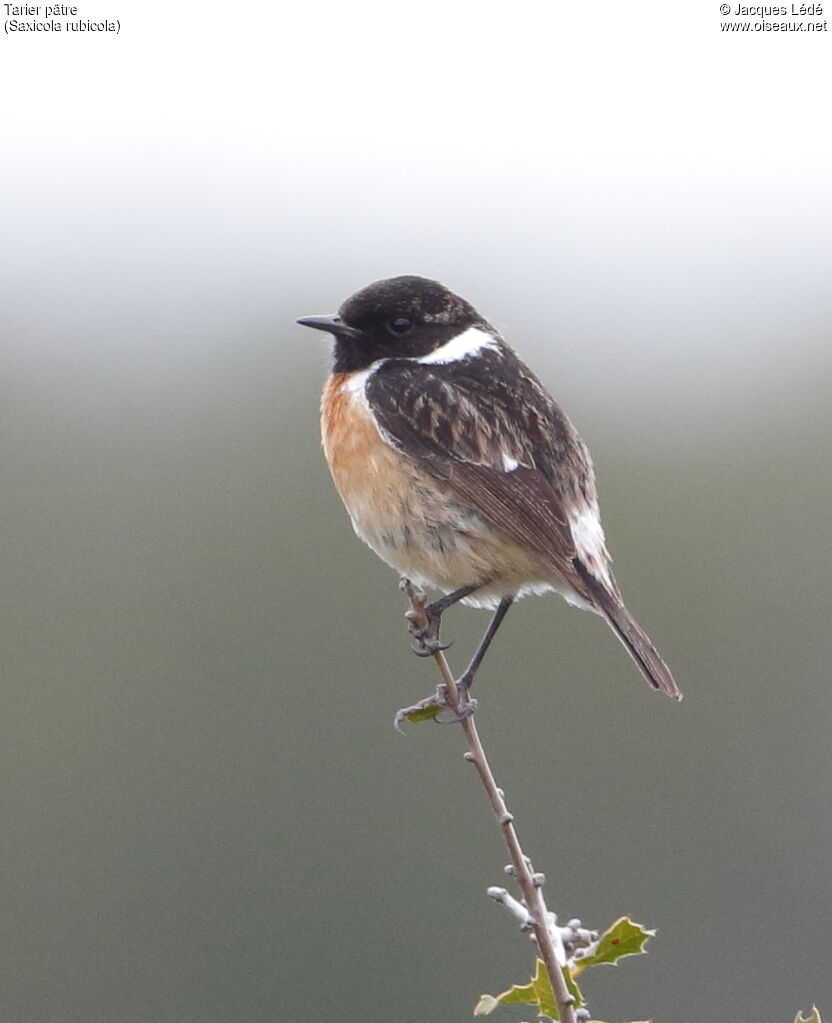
[399,580,582,1023]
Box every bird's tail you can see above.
[572,559,682,700]
[601,600,682,700]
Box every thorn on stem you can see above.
[399,577,426,604]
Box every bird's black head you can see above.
[297,275,491,372]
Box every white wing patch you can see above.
[501,452,520,472]
[416,326,499,365]
[568,502,612,585]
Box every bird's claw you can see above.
[407,611,453,657]
[434,680,477,723]
[409,636,453,657]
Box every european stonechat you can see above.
[298,275,681,702]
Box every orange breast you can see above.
[320,372,406,514]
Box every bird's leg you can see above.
[457,594,513,690]
[406,582,482,657]
[438,596,514,721]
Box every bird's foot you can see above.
[436,679,477,724]
[393,681,477,732]
[404,605,453,657]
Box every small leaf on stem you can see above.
[793,1008,825,1023]
[401,703,444,724]
[475,957,584,1020]
[572,917,655,975]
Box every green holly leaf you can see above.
[393,697,445,730]
[402,703,443,723]
[475,918,655,1020]
[573,916,655,976]
[793,1008,824,1023]
[474,957,584,1020]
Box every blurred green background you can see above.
[2,3,831,1022]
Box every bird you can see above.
[298,275,681,706]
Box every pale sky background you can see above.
[3,0,831,406]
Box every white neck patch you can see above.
[342,326,499,403]
[417,326,499,365]
[343,360,386,402]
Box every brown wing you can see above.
[366,347,682,700]
[365,346,593,590]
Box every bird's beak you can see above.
[296,315,362,341]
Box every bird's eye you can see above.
[388,316,413,335]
